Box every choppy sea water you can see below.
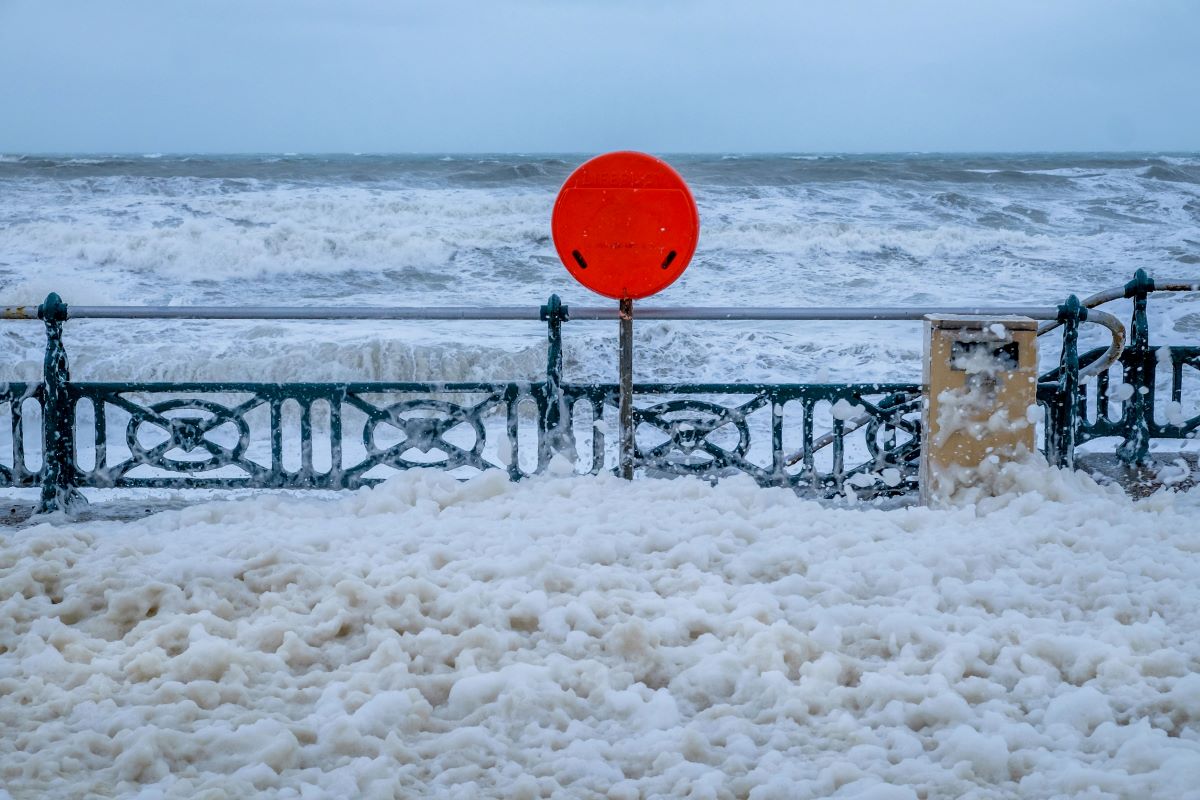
[1,153,1198,386]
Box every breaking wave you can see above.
[1,152,1197,383]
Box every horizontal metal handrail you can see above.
[570,306,1077,321]
[0,301,1122,322]
[1036,275,1200,336]
[2,299,1128,379]
[7,305,547,321]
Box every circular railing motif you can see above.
[126,399,251,473]
[364,399,487,469]
[862,393,922,465]
[636,399,751,473]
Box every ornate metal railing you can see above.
[1037,270,1200,467]
[0,272,1190,513]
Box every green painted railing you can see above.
[0,271,1194,513]
[1037,270,1200,467]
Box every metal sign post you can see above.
[618,297,634,479]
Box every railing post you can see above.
[37,293,85,513]
[1116,269,1154,465]
[618,298,635,480]
[1047,294,1085,469]
[539,294,573,466]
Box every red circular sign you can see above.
[552,151,699,300]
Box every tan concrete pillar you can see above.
[921,315,1039,505]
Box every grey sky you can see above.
[1,0,1197,153]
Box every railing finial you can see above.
[1124,268,1155,298]
[37,292,69,323]
[539,294,568,323]
[1057,294,1088,323]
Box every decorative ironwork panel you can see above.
[563,382,923,497]
[67,382,549,490]
[1071,345,1200,444]
[0,383,45,488]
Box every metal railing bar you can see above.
[0,276,1178,324]
[6,298,1128,383]
[49,306,547,321]
[1079,309,1124,378]
[1037,277,1200,335]
[72,380,542,393]
[0,302,1111,322]
[568,305,1065,321]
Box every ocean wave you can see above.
[0,179,1181,314]
[702,214,1048,259]
[1,153,1194,385]
[1141,164,1200,184]
[0,196,1069,307]
[449,158,573,186]
[0,187,551,285]
[0,315,930,386]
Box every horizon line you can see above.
[3,149,1198,158]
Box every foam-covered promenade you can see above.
[2,463,1199,798]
